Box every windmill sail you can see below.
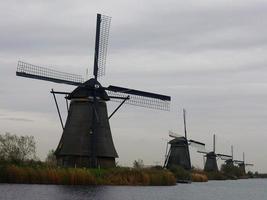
[217,153,232,160]
[106,85,170,111]
[16,61,84,86]
[189,139,205,151]
[93,14,111,78]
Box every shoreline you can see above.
[0,164,176,186]
[0,163,264,186]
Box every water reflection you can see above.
[56,185,102,200]
[0,179,266,200]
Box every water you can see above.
[0,179,266,200]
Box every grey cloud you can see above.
[110,2,267,52]
[0,117,34,122]
[1,0,267,57]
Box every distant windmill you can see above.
[16,14,171,168]
[235,152,253,174]
[198,134,232,172]
[222,147,253,174]
[164,109,205,170]
[221,145,238,167]
[221,145,235,166]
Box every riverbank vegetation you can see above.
[0,133,176,186]
[168,165,260,182]
[0,163,176,186]
[0,133,262,185]
[169,166,208,182]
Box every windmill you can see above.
[222,145,235,166]
[164,109,205,170]
[235,152,253,174]
[16,14,171,168]
[222,146,253,174]
[197,134,232,172]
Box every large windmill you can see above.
[164,109,205,170]
[16,14,171,168]
[197,134,232,172]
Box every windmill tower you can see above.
[198,134,232,172]
[16,14,171,168]
[164,109,205,170]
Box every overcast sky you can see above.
[1,0,267,172]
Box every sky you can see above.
[0,0,267,172]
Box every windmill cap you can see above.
[67,78,109,100]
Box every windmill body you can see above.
[16,14,171,168]
[204,152,218,171]
[198,134,231,172]
[166,136,191,170]
[204,135,218,172]
[164,110,204,170]
[55,78,117,167]
[55,99,118,167]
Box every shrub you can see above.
[191,173,208,182]
[169,165,191,180]
[221,164,244,179]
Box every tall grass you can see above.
[169,165,191,181]
[191,173,208,182]
[103,168,176,186]
[0,165,176,186]
[2,165,97,185]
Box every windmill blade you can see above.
[16,61,84,86]
[107,85,171,101]
[93,14,111,78]
[106,85,171,111]
[233,160,244,164]
[197,150,209,154]
[220,157,232,161]
[188,139,205,151]
[217,153,232,160]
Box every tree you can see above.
[45,149,57,166]
[221,164,244,178]
[0,132,37,162]
[133,159,144,169]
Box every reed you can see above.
[191,173,208,182]
[0,165,176,186]
[169,165,191,181]
[102,168,175,186]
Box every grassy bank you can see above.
[0,164,176,186]
[0,161,258,185]
[168,165,257,182]
[169,166,208,182]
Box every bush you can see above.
[206,171,226,180]
[169,165,191,180]
[191,173,208,182]
[221,164,244,179]
[133,159,144,169]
